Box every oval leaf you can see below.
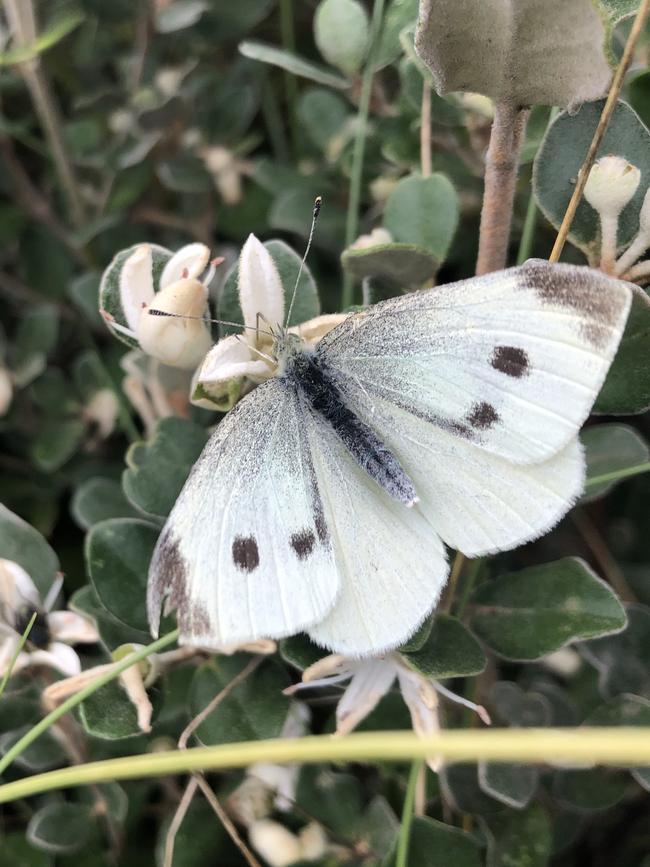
[383,173,459,261]
[582,423,649,502]
[469,558,627,660]
[402,613,486,678]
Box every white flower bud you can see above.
[137,278,212,370]
[83,388,119,439]
[249,820,303,867]
[584,155,641,217]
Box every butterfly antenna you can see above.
[147,309,275,339]
[285,195,322,329]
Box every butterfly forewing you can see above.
[318,260,632,466]
[147,379,339,647]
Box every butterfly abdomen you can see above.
[285,350,418,506]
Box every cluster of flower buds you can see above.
[584,154,650,281]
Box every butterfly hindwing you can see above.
[147,379,340,647]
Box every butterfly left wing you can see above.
[147,378,340,648]
[319,260,632,466]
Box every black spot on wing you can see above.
[467,401,499,430]
[232,535,260,572]
[491,345,530,378]
[290,529,316,560]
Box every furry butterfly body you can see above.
[147,259,632,656]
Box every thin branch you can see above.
[440,552,465,613]
[163,776,199,867]
[476,101,529,275]
[548,0,650,264]
[178,656,263,750]
[4,0,86,226]
[195,776,262,867]
[572,509,636,603]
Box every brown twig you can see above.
[163,776,199,867]
[4,0,86,227]
[441,552,465,613]
[195,775,262,867]
[548,0,650,264]
[572,509,636,603]
[475,101,529,275]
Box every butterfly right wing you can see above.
[147,378,340,647]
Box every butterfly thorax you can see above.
[279,343,418,507]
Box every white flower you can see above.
[286,653,490,772]
[0,560,98,679]
[584,155,641,218]
[350,227,393,250]
[196,234,348,411]
[249,820,327,867]
[82,388,120,439]
[101,243,214,370]
[201,145,251,205]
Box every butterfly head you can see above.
[273,328,306,371]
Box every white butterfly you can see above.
[147,257,631,657]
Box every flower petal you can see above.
[197,334,271,400]
[397,666,441,772]
[0,559,41,621]
[238,234,284,334]
[47,611,99,644]
[138,279,212,370]
[290,313,350,347]
[160,243,211,289]
[120,244,155,332]
[302,653,351,683]
[30,642,82,676]
[0,631,20,676]
[336,659,397,735]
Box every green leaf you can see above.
[402,614,486,678]
[599,0,642,24]
[384,815,483,867]
[12,305,59,386]
[0,503,59,598]
[190,655,290,745]
[155,0,208,32]
[0,725,67,772]
[469,558,627,660]
[279,633,327,671]
[239,40,350,89]
[483,804,552,867]
[628,70,650,130]
[156,155,212,193]
[31,419,86,474]
[156,799,237,866]
[488,682,551,727]
[478,763,538,809]
[297,766,363,837]
[0,10,84,65]
[415,0,612,108]
[314,0,369,76]
[595,287,650,415]
[123,417,208,519]
[86,518,160,632]
[383,173,459,261]
[341,243,439,290]
[356,796,400,858]
[552,767,628,811]
[585,693,650,790]
[69,585,150,650]
[0,833,51,867]
[71,477,138,530]
[440,764,507,815]
[374,0,419,70]
[79,678,157,740]
[582,423,649,501]
[534,100,650,257]
[298,88,351,152]
[27,803,93,854]
[581,603,650,698]
[218,239,320,337]
[397,615,434,652]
